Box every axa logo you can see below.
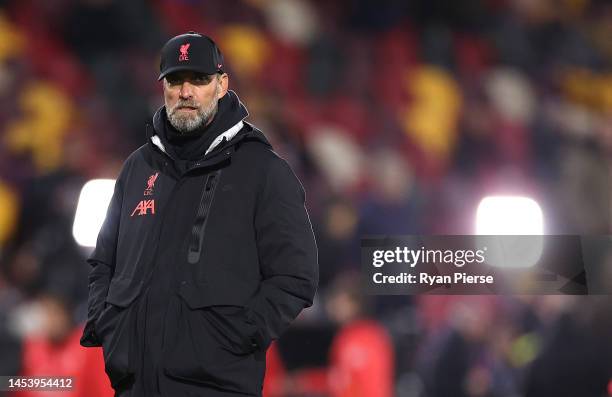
[144,172,159,196]
[131,200,155,216]
[179,43,190,61]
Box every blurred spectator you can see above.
[0,180,18,250]
[524,297,612,397]
[417,296,518,397]
[306,125,364,194]
[3,162,89,304]
[313,196,359,288]
[258,0,319,46]
[15,293,113,397]
[262,342,288,397]
[326,272,394,397]
[357,148,422,235]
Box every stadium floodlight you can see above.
[476,196,544,268]
[476,196,543,235]
[72,179,116,247]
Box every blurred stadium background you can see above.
[1,0,612,396]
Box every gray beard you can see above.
[167,96,219,135]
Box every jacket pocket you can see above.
[178,281,259,354]
[203,306,260,355]
[163,284,265,394]
[97,278,139,390]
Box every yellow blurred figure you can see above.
[218,25,270,79]
[0,12,25,62]
[400,66,462,162]
[563,69,612,114]
[5,82,73,173]
[0,181,18,246]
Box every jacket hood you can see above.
[147,90,268,161]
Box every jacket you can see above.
[80,93,319,396]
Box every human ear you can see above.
[217,73,229,99]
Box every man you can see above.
[80,31,319,397]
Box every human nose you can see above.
[178,81,195,99]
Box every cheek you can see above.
[196,86,218,104]
[164,89,178,108]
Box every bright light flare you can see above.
[73,179,116,247]
[476,196,544,268]
[476,196,543,235]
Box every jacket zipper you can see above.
[187,169,222,264]
[148,138,230,263]
[141,178,184,288]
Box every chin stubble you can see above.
[168,86,219,134]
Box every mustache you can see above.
[170,101,200,112]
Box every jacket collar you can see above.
[150,120,244,157]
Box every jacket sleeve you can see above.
[246,156,319,351]
[80,177,123,347]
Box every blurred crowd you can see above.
[1,0,612,396]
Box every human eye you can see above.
[166,75,182,85]
[193,75,212,85]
